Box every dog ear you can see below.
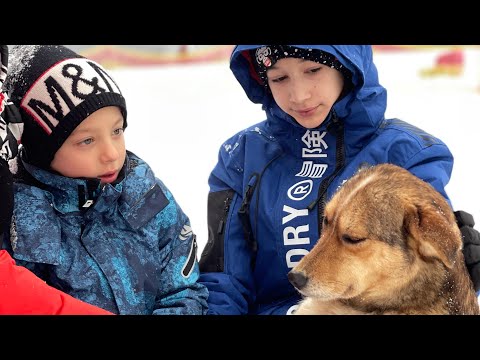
[404,202,461,269]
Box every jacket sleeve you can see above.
[380,119,454,206]
[198,141,257,315]
[151,184,209,315]
[0,250,113,315]
[402,141,453,206]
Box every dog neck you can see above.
[340,260,479,315]
[439,261,480,315]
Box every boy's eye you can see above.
[270,75,287,83]
[113,128,124,136]
[309,67,321,73]
[80,138,93,145]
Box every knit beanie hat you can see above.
[250,45,352,87]
[4,45,127,169]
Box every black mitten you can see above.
[455,210,480,292]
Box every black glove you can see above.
[1,45,23,163]
[455,210,480,292]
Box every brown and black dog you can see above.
[288,163,480,315]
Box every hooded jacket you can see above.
[4,150,209,315]
[198,45,454,315]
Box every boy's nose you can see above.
[101,142,120,162]
[289,82,310,104]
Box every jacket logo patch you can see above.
[288,180,313,201]
[179,224,192,241]
[182,235,197,278]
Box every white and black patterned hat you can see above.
[4,45,127,169]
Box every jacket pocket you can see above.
[121,183,170,230]
[12,197,62,265]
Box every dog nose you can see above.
[288,271,308,290]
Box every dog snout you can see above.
[288,271,308,290]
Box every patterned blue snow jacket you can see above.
[5,151,208,315]
[198,45,455,315]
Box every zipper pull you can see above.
[239,173,259,214]
[307,197,320,212]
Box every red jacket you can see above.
[0,250,113,315]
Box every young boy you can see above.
[3,45,208,315]
[1,44,112,315]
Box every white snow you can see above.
[109,48,480,254]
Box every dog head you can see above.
[288,163,462,304]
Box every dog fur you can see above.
[288,163,480,315]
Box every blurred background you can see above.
[65,45,234,67]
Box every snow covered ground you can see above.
[109,48,480,254]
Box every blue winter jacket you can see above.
[5,150,209,315]
[198,45,454,315]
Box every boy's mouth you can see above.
[99,170,118,183]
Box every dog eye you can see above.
[323,216,329,226]
[341,235,366,244]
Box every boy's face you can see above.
[266,57,344,129]
[50,106,126,184]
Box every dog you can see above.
[288,163,480,315]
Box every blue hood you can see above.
[230,45,387,148]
